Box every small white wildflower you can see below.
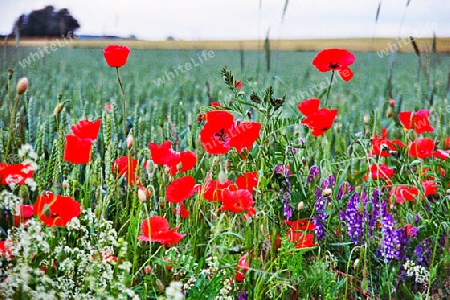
[166,281,184,300]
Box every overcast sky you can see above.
[0,0,448,40]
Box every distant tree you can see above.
[11,6,80,37]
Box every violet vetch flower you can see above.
[274,165,292,221]
[313,188,329,240]
[337,181,353,201]
[307,165,320,184]
[238,290,247,300]
[381,201,401,262]
[339,188,381,245]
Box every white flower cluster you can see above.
[165,281,184,300]
[403,260,430,284]
[214,271,235,300]
[0,190,23,214]
[0,210,139,299]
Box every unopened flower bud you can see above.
[126,134,134,148]
[7,69,13,80]
[298,201,304,211]
[146,160,155,176]
[138,188,148,202]
[62,179,69,190]
[363,114,369,124]
[218,170,228,184]
[145,265,152,275]
[386,107,393,118]
[353,258,360,269]
[389,99,395,107]
[16,77,28,95]
[322,188,332,197]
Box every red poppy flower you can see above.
[202,179,235,202]
[398,110,434,134]
[220,189,256,217]
[301,108,338,137]
[288,227,317,249]
[285,219,316,231]
[389,186,419,204]
[433,149,450,160]
[64,135,93,164]
[138,216,185,245]
[0,163,34,185]
[0,241,12,258]
[422,180,437,196]
[227,122,262,154]
[371,129,405,157]
[33,191,81,227]
[64,119,101,165]
[408,138,435,159]
[235,253,249,282]
[297,98,320,117]
[200,111,235,155]
[71,119,101,141]
[14,204,33,226]
[174,203,189,218]
[369,164,395,180]
[169,151,197,176]
[103,45,131,68]
[445,137,450,149]
[149,141,180,166]
[166,176,196,203]
[113,156,138,185]
[236,172,258,193]
[312,49,355,81]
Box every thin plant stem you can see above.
[116,67,127,137]
[4,94,21,162]
[325,70,335,107]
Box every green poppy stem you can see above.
[325,70,335,107]
[4,94,21,162]
[116,67,127,137]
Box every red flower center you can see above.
[329,62,340,69]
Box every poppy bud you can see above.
[126,134,134,148]
[105,102,112,112]
[53,99,71,116]
[322,188,332,197]
[389,99,395,107]
[386,107,393,118]
[363,114,369,124]
[7,69,13,80]
[53,103,65,116]
[353,258,360,269]
[138,188,148,202]
[366,200,373,213]
[145,266,152,275]
[146,160,155,177]
[298,201,304,211]
[16,77,28,95]
[62,179,69,190]
[218,170,228,184]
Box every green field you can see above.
[1,45,450,299]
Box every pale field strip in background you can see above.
[5,38,450,52]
